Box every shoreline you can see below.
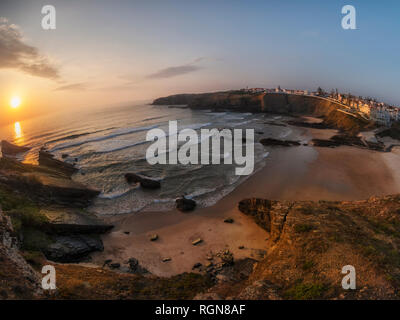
[90,124,400,276]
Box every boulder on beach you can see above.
[176,196,196,212]
[125,173,161,189]
[149,234,159,241]
[44,234,104,263]
[128,258,149,274]
[192,263,202,270]
[1,140,30,156]
[192,238,203,246]
[109,263,120,269]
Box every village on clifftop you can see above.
[241,86,400,126]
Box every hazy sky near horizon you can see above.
[1,0,400,124]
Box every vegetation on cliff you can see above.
[232,195,400,299]
[0,156,111,265]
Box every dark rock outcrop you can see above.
[312,134,385,151]
[39,148,78,177]
[0,171,100,208]
[176,196,196,212]
[44,234,104,263]
[1,140,30,156]
[152,93,201,106]
[0,207,42,299]
[128,258,149,274]
[41,207,113,235]
[259,138,301,147]
[376,124,400,140]
[287,120,333,129]
[125,173,161,189]
[0,157,108,264]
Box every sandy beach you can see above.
[91,125,400,276]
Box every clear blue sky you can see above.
[1,0,400,119]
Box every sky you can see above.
[0,0,400,125]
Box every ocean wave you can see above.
[184,187,218,199]
[207,112,227,116]
[98,186,139,199]
[46,127,117,145]
[225,116,245,121]
[93,140,150,154]
[153,198,174,203]
[182,122,212,130]
[50,124,159,152]
[279,128,292,138]
[232,120,252,127]
[142,115,167,122]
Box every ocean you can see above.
[0,103,295,215]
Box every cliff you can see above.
[153,92,372,134]
[0,157,112,266]
[15,194,398,300]
[0,207,43,299]
[201,195,400,299]
[153,91,264,112]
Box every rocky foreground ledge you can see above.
[1,141,400,299]
[0,150,113,267]
[228,196,400,299]
[2,191,399,299]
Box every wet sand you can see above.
[91,125,400,276]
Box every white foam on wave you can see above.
[206,112,227,116]
[153,198,173,203]
[50,124,159,151]
[232,120,252,127]
[94,140,149,154]
[98,188,136,199]
[185,187,218,199]
[279,128,292,138]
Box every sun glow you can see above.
[10,96,21,109]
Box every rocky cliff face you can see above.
[0,157,112,264]
[0,207,42,299]
[229,195,400,299]
[0,157,99,208]
[153,92,371,134]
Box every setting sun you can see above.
[10,96,21,109]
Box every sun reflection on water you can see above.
[12,121,36,164]
[14,121,22,139]
[13,121,25,147]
